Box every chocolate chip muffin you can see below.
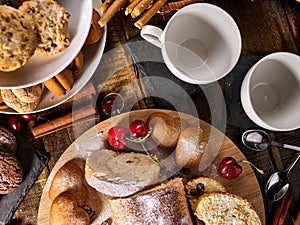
[0,5,37,72]
[0,125,17,154]
[0,151,23,194]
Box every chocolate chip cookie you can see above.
[0,5,37,72]
[0,125,17,154]
[0,151,23,194]
[19,0,70,56]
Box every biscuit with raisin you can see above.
[0,5,37,72]
[19,0,70,56]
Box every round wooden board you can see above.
[38,109,265,225]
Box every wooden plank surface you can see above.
[7,0,300,224]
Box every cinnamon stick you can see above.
[66,82,96,103]
[31,104,98,138]
[271,194,292,225]
[271,195,287,225]
[294,209,300,225]
[33,114,100,138]
[277,195,292,225]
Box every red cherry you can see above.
[129,120,149,138]
[102,99,114,115]
[8,115,23,132]
[20,113,37,121]
[219,157,242,179]
[107,126,128,150]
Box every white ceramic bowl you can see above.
[241,52,300,131]
[0,0,93,89]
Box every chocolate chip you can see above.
[181,167,190,175]
[196,183,205,193]
[190,188,200,196]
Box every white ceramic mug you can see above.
[241,52,300,131]
[140,3,241,84]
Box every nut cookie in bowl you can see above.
[1,84,43,113]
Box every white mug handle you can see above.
[140,25,163,48]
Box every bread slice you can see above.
[195,192,262,225]
[109,177,193,225]
[85,149,160,197]
[185,176,226,225]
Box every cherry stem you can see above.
[140,142,159,164]
[239,160,264,174]
[126,130,151,143]
[126,131,159,164]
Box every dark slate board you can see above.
[0,132,49,225]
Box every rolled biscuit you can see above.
[55,68,74,91]
[43,78,66,97]
[44,67,75,96]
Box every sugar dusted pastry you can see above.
[109,177,193,225]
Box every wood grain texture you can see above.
[213,0,298,55]
[38,109,265,225]
[10,0,300,223]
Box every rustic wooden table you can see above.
[5,0,300,224]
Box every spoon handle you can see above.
[286,153,300,175]
[271,141,300,151]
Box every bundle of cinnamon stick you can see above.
[97,0,203,29]
[31,82,100,139]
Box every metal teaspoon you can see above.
[265,153,300,201]
[242,129,300,152]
